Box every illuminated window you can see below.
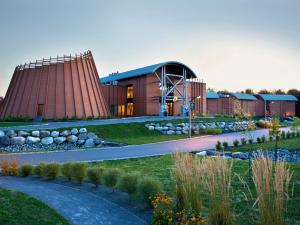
[118,105,125,116]
[127,103,134,116]
[127,85,133,99]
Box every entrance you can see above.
[37,104,44,117]
[167,102,174,116]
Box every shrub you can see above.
[33,162,46,176]
[41,163,60,180]
[87,167,104,187]
[248,139,253,145]
[286,131,291,139]
[261,135,266,143]
[241,138,247,145]
[257,137,262,143]
[102,168,122,188]
[201,128,222,135]
[281,131,286,139]
[19,164,33,177]
[222,141,229,150]
[137,177,162,203]
[71,162,87,184]
[117,172,140,194]
[257,120,271,128]
[0,159,19,176]
[233,139,239,147]
[290,132,296,138]
[61,162,73,181]
[215,141,222,151]
[252,155,293,225]
[269,136,273,142]
[151,193,174,224]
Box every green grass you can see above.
[0,122,32,127]
[230,137,300,152]
[0,188,69,225]
[90,154,300,224]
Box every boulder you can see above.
[94,137,103,145]
[162,126,169,131]
[182,130,189,135]
[0,136,10,146]
[71,128,79,135]
[148,126,155,131]
[196,151,207,156]
[60,130,71,137]
[40,130,50,138]
[41,137,54,145]
[67,135,78,143]
[175,131,182,135]
[54,137,66,145]
[77,140,85,146]
[175,127,182,131]
[166,130,175,135]
[31,130,40,137]
[0,130,5,137]
[51,131,60,138]
[166,123,173,127]
[84,138,95,148]
[87,132,97,139]
[26,136,41,144]
[155,126,163,131]
[232,152,248,160]
[11,136,26,145]
[18,131,30,137]
[79,128,87,134]
[6,130,17,138]
[78,133,88,140]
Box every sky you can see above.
[0,0,300,97]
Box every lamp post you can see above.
[189,96,201,138]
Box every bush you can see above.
[19,164,33,177]
[281,131,286,139]
[215,141,222,151]
[201,128,222,135]
[257,120,271,128]
[233,139,239,147]
[222,141,229,150]
[61,162,73,181]
[241,138,247,145]
[137,177,162,203]
[291,132,296,138]
[0,159,19,176]
[71,163,87,184]
[286,131,291,139]
[248,139,253,145]
[117,172,140,195]
[102,168,122,188]
[261,135,266,143]
[41,163,60,180]
[33,162,46,176]
[257,137,261,143]
[269,136,273,142]
[87,167,103,187]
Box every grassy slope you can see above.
[91,154,300,224]
[0,188,69,225]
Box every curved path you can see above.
[0,127,292,166]
[0,176,149,225]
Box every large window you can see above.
[127,85,133,99]
[118,105,125,117]
[127,103,134,116]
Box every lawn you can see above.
[0,188,69,225]
[90,154,300,224]
[0,122,32,127]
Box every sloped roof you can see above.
[230,93,257,100]
[100,61,197,83]
[206,92,220,99]
[257,94,298,101]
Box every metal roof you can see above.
[206,92,220,99]
[257,94,298,101]
[100,61,197,83]
[230,93,257,100]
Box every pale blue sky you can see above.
[1,0,300,96]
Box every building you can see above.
[100,61,206,117]
[0,51,110,119]
[207,92,297,117]
[255,94,297,117]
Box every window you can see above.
[127,85,133,99]
[118,105,125,116]
[127,103,134,116]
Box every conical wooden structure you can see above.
[0,51,110,119]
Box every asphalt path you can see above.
[0,127,292,166]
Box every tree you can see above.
[287,89,300,117]
[291,117,300,144]
[245,89,254,94]
[273,89,285,94]
[258,89,271,94]
[269,118,281,161]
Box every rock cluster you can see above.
[145,121,253,135]
[196,149,300,163]
[0,128,121,152]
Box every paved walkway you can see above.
[0,176,149,225]
[0,127,292,166]
[0,116,187,131]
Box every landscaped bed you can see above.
[0,188,69,225]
